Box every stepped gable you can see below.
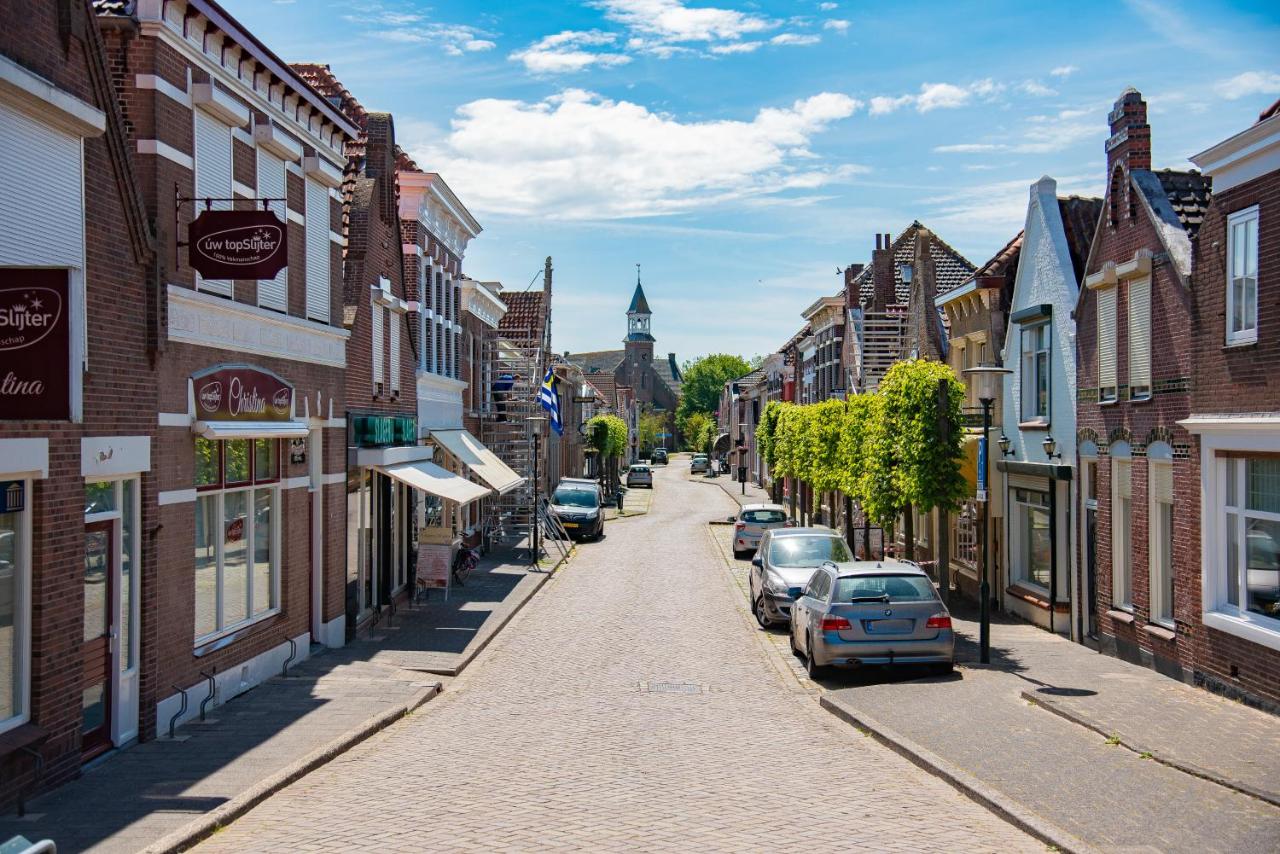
[851,221,976,306]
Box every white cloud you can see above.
[710,41,763,54]
[932,107,1101,156]
[819,2,838,9]
[1214,70,1280,101]
[511,31,632,73]
[592,0,773,43]
[412,89,863,219]
[869,94,913,115]
[1019,80,1057,97]
[464,39,497,52]
[870,78,1024,115]
[916,82,973,111]
[823,19,850,32]
[1050,65,1078,77]
[365,14,497,56]
[771,33,821,46]
[934,143,1002,153]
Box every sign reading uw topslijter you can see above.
[1,269,70,420]
[193,364,294,422]
[187,209,288,280]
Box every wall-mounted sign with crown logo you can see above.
[0,269,70,420]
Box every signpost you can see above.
[186,209,288,281]
[1,269,70,420]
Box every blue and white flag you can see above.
[539,367,563,435]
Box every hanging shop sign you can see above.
[193,364,294,422]
[0,269,70,420]
[289,438,307,464]
[351,414,417,448]
[187,209,288,280]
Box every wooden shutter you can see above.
[1097,287,1117,390]
[389,311,400,393]
[371,303,384,386]
[1127,278,1150,391]
[304,178,330,322]
[1150,461,1173,504]
[194,109,233,296]
[256,149,287,311]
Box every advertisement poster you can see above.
[1,269,70,420]
[417,541,452,591]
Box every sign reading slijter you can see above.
[1,269,70,420]
[193,364,294,422]
[188,209,288,280]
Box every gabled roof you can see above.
[565,349,625,375]
[657,353,683,393]
[1129,169,1211,280]
[851,222,977,305]
[628,281,651,314]
[499,291,546,334]
[971,231,1024,281]
[1057,196,1105,284]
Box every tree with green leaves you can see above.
[637,410,665,456]
[681,411,712,452]
[675,353,752,425]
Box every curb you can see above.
[1022,689,1280,808]
[420,552,572,677]
[819,694,1100,854]
[146,682,442,854]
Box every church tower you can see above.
[623,265,655,394]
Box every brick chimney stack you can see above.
[871,232,895,310]
[1105,88,1151,176]
[843,263,865,306]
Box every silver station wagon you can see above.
[790,560,955,678]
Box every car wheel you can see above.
[805,636,827,679]
[789,624,800,656]
[732,548,746,560]
[930,661,954,676]
[753,595,773,629]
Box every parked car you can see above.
[626,464,653,488]
[549,480,604,541]
[790,560,954,679]
[651,448,668,465]
[730,503,791,559]
[690,454,710,474]
[749,528,853,627]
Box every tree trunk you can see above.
[903,504,915,562]
[843,494,854,550]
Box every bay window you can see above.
[194,437,280,644]
[1226,206,1259,345]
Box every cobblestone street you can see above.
[195,462,1037,853]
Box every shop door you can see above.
[376,473,392,607]
[1086,507,1098,639]
[82,520,115,760]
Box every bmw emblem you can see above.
[884,608,893,616]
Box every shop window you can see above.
[193,438,281,644]
[1021,322,1050,422]
[1226,206,1259,346]
[1013,488,1051,589]
[0,484,30,734]
[1222,457,1280,623]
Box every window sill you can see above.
[1129,395,1153,405]
[1142,622,1176,641]
[1006,582,1068,612]
[1098,399,1119,408]
[1223,338,1257,351]
[1106,607,1135,625]
[0,722,47,758]
[1202,609,1280,653]
[194,611,282,657]
[1018,421,1050,431]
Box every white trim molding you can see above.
[137,138,194,170]
[0,52,106,137]
[192,82,249,127]
[0,438,49,479]
[81,436,151,478]
[167,284,348,367]
[1191,111,1280,194]
[135,73,191,108]
[157,487,197,506]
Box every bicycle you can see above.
[452,534,481,586]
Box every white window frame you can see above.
[1112,450,1133,609]
[1097,286,1118,403]
[1148,449,1175,627]
[1020,321,1050,423]
[1011,487,1051,591]
[0,479,32,736]
[1226,206,1259,346]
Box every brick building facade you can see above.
[0,0,157,807]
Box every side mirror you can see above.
[751,555,763,568]
[727,515,737,523]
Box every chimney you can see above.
[871,231,896,310]
[842,263,865,307]
[1105,88,1150,176]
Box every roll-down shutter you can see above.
[389,311,401,393]
[1127,277,1150,391]
[194,109,233,296]
[1097,287,1117,391]
[371,303,384,387]
[0,101,83,266]
[305,178,330,322]
[256,149,287,311]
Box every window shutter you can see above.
[1151,460,1173,504]
[1127,278,1150,390]
[304,178,330,322]
[389,311,400,393]
[0,102,83,266]
[194,109,233,296]
[1097,287,1117,390]
[1115,459,1132,499]
[371,302,384,387]
[256,149,287,311]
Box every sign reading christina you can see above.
[0,269,70,420]
[193,364,294,422]
[188,209,288,280]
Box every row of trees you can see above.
[587,413,629,492]
[757,360,968,565]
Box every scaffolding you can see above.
[479,330,547,549]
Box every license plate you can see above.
[865,619,912,633]
[562,522,579,528]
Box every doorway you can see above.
[1086,507,1098,639]
[82,520,114,760]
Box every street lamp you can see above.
[963,363,1011,664]
[998,433,1013,456]
[526,415,548,570]
[1042,434,1062,461]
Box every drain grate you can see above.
[640,681,705,694]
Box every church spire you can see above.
[626,263,654,342]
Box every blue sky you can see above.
[226,0,1279,362]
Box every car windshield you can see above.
[553,489,598,508]
[769,536,852,567]
[742,509,787,525]
[835,575,937,602]
[632,466,649,472]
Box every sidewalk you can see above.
[0,546,559,854]
[694,470,771,508]
[821,608,1280,853]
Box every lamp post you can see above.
[526,415,548,570]
[964,363,1010,664]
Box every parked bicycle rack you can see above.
[167,684,189,739]
[281,636,297,678]
[198,669,217,721]
[16,745,45,818]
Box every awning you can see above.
[430,429,525,495]
[194,420,310,440]
[374,460,492,504]
[713,432,732,452]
